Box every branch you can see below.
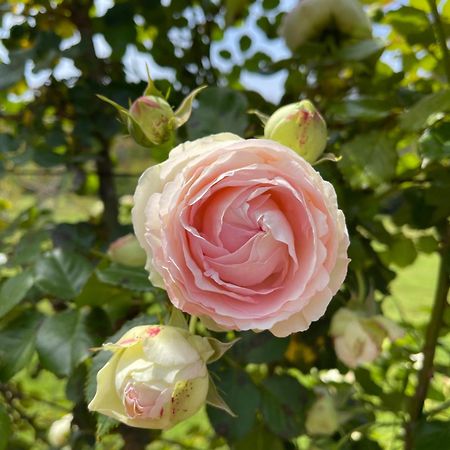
[404,224,450,450]
[427,0,450,83]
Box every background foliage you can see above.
[0,0,449,449]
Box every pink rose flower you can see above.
[132,133,349,337]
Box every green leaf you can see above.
[336,39,384,61]
[207,366,260,440]
[225,0,250,26]
[35,249,93,300]
[419,122,450,162]
[415,421,450,450]
[235,423,284,450]
[96,415,119,440]
[384,6,433,46]
[239,35,252,52]
[187,87,248,139]
[354,367,383,396]
[51,223,96,250]
[379,235,417,268]
[36,309,107,376]
[231,331,288,364]
[0,48,33,90]
[10,230,49,265]
[0,310,42,381]
[328,98,391,122]
[260,375,308,439]
[400,90,450,131]
[0,404,11,450]
[0,270,34,318]
[75,274,131,307]
[339,133,398,189]
[95,262,156,292]
[219,49,232,59]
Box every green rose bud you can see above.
[305,396,339,436]
[107,234,147,268]
[264,100,327,163]
[128,96,175,147]
[97,71,206,149]
[88,324,235,429]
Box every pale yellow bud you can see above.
[88,324,235,429]
[280,0,372,51]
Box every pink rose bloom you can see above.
[132,133,349,337]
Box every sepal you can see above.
[167,307,189,330]
[173,85,207,127]
[206,375,237,417]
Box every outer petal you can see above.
[88,352,126,419]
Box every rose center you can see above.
[123,382,171,420]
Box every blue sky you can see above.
[0,0,403,104]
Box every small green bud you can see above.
[108,233,146,267]
[128,95,175,147]
[305,396,339,436]
[264,100,327,163]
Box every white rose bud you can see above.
[305,396,339,436]
[88,324,234,429]
[280,0,372,51]
[48,413,73,447]
[264,100,327,163]
[107,234,146,267]
[330,308,403,369]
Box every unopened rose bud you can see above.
[334,0,372,40]
[280,0,372,51]
[88,324,235,429]
[98,75,205,149]
[48,413,72,447]
[108,234,146,267]
[128,96,175,147]
[264,100,327,163]
[330,308,403,369]
[305,396,339,436]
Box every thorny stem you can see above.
[427,0,450,83]
[402,3,450,448]
[404,224,450,450]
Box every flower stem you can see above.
[404,225,450,450]
[427,0,450,83]
[189,315,198,334]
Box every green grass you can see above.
[382,253,440,326]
